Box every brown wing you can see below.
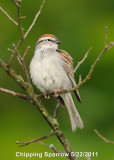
[57,49,81,103]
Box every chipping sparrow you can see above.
[30,34,84,132]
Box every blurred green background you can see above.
[0,0,114,160]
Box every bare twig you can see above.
[17,0,24,40]
[0,88,31,101]
[53,103,60,119]
[17,53,30,83]
[7,48,14,53]
[0,6,18,26]
[6,0,24,67]
[7,0,46,67]
[20,16,26,19]
[17,46,30,83]
[68,41,114,92]
[94,129,114,144]
[7,40,23,66]
[105,26,108,48]
[74,47,92,73]
[24,0,46,39]
[22,46,30,60]
[12,0,19,7]
[78,75,82,83]
[16,131,54,147]
[8,48,30,83]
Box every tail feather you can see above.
[61,93,84,132]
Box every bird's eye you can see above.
[48,39,54,42]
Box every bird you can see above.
[30,34,84,132]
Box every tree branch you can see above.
[71,41,114,91]
[16,132,68,157]
[0,87,31,101]
[0,59,77,160]
[17,0,24,40]
[12,0,19,7]
[8,48,30,83]
[53,103,60,119]
[16,131,54,147]
[7,0,46,67]
[7,0,24,67]
[94,129,114,144]
[74,47,92,73]
[24,0,46,39]
[22,46,30,60]
[0,6,18,26]
[7,40,23,66]
[17,52,30,83]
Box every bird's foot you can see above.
[53,89,62,97]
[43,92,50,99]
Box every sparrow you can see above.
[30,34,84,132]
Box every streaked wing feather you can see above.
[57,49,81,103]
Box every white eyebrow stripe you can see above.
[39,37,55,41]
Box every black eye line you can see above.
[47,39,56,43]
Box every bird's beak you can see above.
[56,39,61,44]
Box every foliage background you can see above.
[0,0,114,159]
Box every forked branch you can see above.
[8,47,30,83]
[74,47,92,73]
[0,0,46,67]
[16,131,54,147]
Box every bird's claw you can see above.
[53,89,60,97]
[43,92,50,99]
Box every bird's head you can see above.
[36,34,61,49]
